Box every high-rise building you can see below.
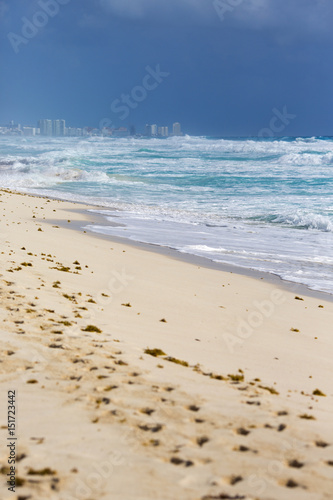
[22,127,36,136]
[151,124,158,136]
[38,119,53,136]
[8,120,21,130]
[158,126,169,137]
[53,119,66,137]
[66,127,83,137]
[173,122,181,136]
[145,124,152,136]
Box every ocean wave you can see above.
[280,151,333,166]
[0,161,111,188]
[0,156,37,171]
[1,134,333,293]
[251,211,333,232]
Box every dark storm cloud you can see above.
[1,0,333,135]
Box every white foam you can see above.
[1,135,333,293]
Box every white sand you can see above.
[0,189,333,500]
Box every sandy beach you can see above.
[0,188,333,500]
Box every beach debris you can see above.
[148,439,160,446]
[229,475,243,485]
[234,445,250,452]
[140,408,155,415]
[285,479,299,488]
[14,477,26,487]
[187,405,200,412]
[258,385,279,395]
[210,374,226,381]
[236,428,250,436]
[138,424,163,433]
[228,373,244,382]
[170,457,194,467]
[313,388,326,396]
[28,468,56,476]
[315,440,329,447]
[81,325,102,333]
[63,293,77,303]
[202,494,246,499]
[288,459,304,468]
[165,356,189,367]
[51,265,71,272]
[197,436,209,447]
[94,396,109,405]
[144,348,166,357]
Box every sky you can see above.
[1,0,333,136]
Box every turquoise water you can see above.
[1,135,333,292]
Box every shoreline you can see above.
[54,208,333,304]
[4,188,333,302]
[1,188,333,500]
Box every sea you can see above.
[1,135,333,294]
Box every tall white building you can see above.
[173,122,181,136]
[53,119,66,137]
[158,126,169,137]
[22,127,36,136]
[38,119,53,136]
[151,124,158,136]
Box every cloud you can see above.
[232,0,333,35]
[0,1,8,18]
[99,0,210,20]
[98,0,333,42]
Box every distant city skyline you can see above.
[0,119,183,138]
